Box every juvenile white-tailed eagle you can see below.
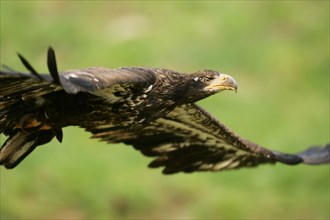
[0,48,329,174]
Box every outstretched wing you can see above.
[87,103,329,174]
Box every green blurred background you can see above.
[0,1,329,219]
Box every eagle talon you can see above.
[16,113,52,132]
[16,113,42,131]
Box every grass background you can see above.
[0,1,329,219]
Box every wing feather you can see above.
[87,103,279,174]
[59,67,157,94]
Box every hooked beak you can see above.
[205,74,238,93]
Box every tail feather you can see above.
[0,130,55,169]
[17,52,43,80]
[47,47,61,84]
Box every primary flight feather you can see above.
[0,48,328,173]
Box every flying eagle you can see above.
[0,48,329,174]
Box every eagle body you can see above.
[2,66,222,131]
[0,48,329,173]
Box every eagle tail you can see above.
[272,144,330,165]
[0,130,55,169]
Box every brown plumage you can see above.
[0,48,329,173]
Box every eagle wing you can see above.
[58,66,157,95]
[87,104,278,174]
[87,103,329,174]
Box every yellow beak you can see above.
[205,74,238,92]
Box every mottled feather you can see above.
[87,103,278,174]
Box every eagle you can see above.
[0,47,329,174]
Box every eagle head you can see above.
[181,70,237,103]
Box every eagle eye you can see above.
[200,76,213,83]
